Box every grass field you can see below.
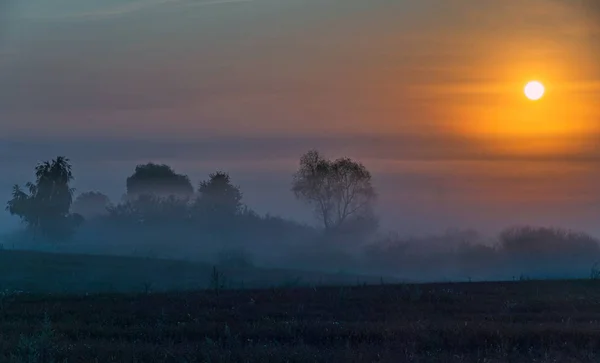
[2,278,600,362]
[0,249,391,294]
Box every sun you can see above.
[524,81,545,101]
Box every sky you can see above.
[0,0,599,234]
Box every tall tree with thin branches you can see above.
[292,150,377,233]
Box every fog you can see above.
[0,0,599,291]
[2,155,600,290]
[1,0,600,237]
[4,211,600,285]
[3,137,600,237]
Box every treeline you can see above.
[365,227,600,281]
[5,152,600,281]
[4,151,377,268]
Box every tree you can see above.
[126,163,193,200]
[107,194,190,225]
[499,226,600,258]
[498,226,600,278]
[71,191,111,219]
[6,156,81,240]
[291,150,377,231]
[195,171,243,219]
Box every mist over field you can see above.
[0,0,599,292]
[1,2,600,362]
[2,154,600,291]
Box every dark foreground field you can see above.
[2,280,600,362]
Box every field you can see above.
[0,250,390,294]
[2,278,600,362]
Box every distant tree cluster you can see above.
[365,226,600,280]
[105,168,247,233]
[126,163,194,201]
[9,152,599,281]
[6,151,378,248]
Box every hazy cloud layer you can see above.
[0,0,598,234]
[13,0,256,21]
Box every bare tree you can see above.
[292,150,377,231]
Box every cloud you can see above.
[3,133,600,167]
[23,0,254,21]
[0,1,18,41]
[556,0,600,57]
[185,0,254,8]
[571,0,600,20]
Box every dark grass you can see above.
[3,280,600,362]
[0,250,391,294]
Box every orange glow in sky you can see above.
[413,42,600,158]
[0,0,599,232]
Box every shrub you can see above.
[499,226,600,258]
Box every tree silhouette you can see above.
[292,150,377,231]
[499,226,600,258]
[6,156,81,240]
[194,171,243,219]
[126,163,193,200]
[108,194,190,225]
[72,191,111,220]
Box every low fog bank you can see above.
[3,223,600,284]
[3,154,600,287]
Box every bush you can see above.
[499,226,600,258]
[497,226,600,278]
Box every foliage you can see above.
[362,227,600,280]
[499,226,600,258]
[107,194,190,225]
[12,155,600,283]
[6,156,81,240]
[110,169,244,229]
[99,171,316,256]
[195,171,243,219]
[126,163,194,200]
[291,150,377,232]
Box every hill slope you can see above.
[0,249,391,294]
